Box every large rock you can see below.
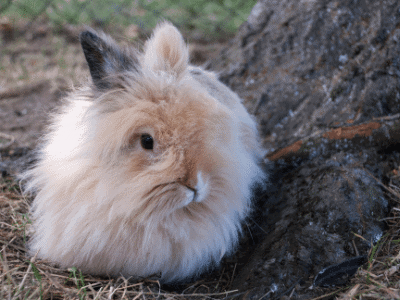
[207,0,400,152]
[232,141,391,299]
[205,0,400,298]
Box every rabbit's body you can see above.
[23,23,266,283]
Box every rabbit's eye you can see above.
[140,134,154,150]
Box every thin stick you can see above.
[120,277,129,300]
[309,287,346,300]
[108,285,115,300]
[373,113,400,121]
[362,168,400,201]
[0,132,14,149]
[26,286,41,300]
[0,248,17,287]
[132,291,143,300]
[19,250,40,291]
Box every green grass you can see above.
[30,262,43,300]
[1,0,257,39]
[66,267,87,300]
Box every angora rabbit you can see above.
[22,22,266,283]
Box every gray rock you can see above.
[206,0,400,152]
[204,0,399,298]
[233,149,389,299]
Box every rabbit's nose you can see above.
[179,172,209,204]
[182,186,196,206]
[193,171,209,203]
[183,171,209,203]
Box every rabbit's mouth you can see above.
[181,171,210,206]
[142,182,197,210]
[163,182,203,207]
[146,172,210,209]
[182,185,197,207]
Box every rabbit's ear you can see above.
[143,22,189,76]
[80,30,139,90]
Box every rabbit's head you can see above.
[24,22,266,283]
[77,23,264,223]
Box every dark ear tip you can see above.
[79,31,99,45]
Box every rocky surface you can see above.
[205,0,400,298]
[207,0,400,153]
[232,141,392,299]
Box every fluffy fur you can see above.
[22,22,266,283]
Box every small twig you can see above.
[0,266,21,280]
[132,291,143,300]
[260,290,273,299]
[381,216,400,220]
[0,238,25,252]
[214,267,225,290]
[0,132,14,149]
[42,270,72,294]
[95,281,111,299]
[352,239,360,256]
[289,285,296,298]
[362,167,400,202]
[120,277,129,300]
[229,263,237,287]
[81,282,102,290]
[0,236,16,252]
[309,287,346,300]
[18,249,40,291]
[26,286,41,300]
[389,183,400,191]
[373,113,400,121]
[86,283,98,297]
[108,285,115,300]
[337,284,360,300]
[0,248,17,287]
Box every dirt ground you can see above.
[0,20,225,149]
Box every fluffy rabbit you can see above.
[22,22,266,283]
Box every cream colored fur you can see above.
[22,22,266,283]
